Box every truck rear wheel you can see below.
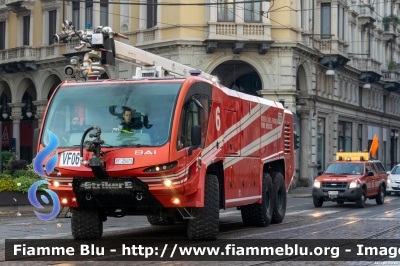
[271,172,286,224]
[376,185,385,205]
[187,174,219,240]
[241,173,273,226]
[147,215,176,225]
[71,208,103,239]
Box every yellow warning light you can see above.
[336,152,369,161]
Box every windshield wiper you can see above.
[119,144,152,147]
[72,144,114,147]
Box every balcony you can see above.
[5,0,34,14]
[317,39,350,70]
[208,22,271,41]
[381,70,400,81]
[348,57,381,75]
[382,24,398,42]
[0,45,64,73]
[381,70,400,92]
[358,5,376,26]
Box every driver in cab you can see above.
[118,108,143,133]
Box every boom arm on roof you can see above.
[54,20,219,82]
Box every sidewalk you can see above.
[0,205,54,217]
[287,186,312,198]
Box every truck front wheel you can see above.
[241,173,273,226]
[187,174,219,240]
[71,208,103,239]
[271,172,287,224]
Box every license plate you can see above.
[114,158,134,164]
[328,191,339,196]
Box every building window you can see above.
[0,21,5,50]
[72,1,80,29]
[100,0,108,26]
[147,0,157,28]
[244,0,261,22]
[383,95,387,113]
[317,118,326,171]
[338,121,352,151]
[23,15,30,46]
[86,0,93,28]
[321,3,331,38]
[48,10,57,44]
[359,87,363,107]
[218,0,235,22]
[337,5,345,40]
[358,124,363,152]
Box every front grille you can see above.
[322,182,348,188]
[395,181,400,184]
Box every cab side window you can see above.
[176,83,211,150]
[365,164,371,174]
[367,163,376,174]
[374,162,386,174]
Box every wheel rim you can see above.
[362,192,365,203]
[381,189,385,200]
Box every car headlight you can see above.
[349,180,358,188]
[313,180,321,188]
[387,178,392,184]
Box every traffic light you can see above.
[294,133,300,150]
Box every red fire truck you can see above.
[36,21,295,240]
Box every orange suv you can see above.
[312,152,387,208]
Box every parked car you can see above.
[386,164,400,195]
[312,152,387,208]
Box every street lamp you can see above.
[26,96,32,118]
[326,61,335,76]
[2,97,8,119]
[363,77,371,89]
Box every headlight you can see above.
[313,180,321,188]
[387,178,392,184]
[349,180,358,188]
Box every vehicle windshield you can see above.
[391,166,400,174]
[41,82,182,148]
[324,163,364,175]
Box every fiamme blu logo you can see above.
[28,130,61,220]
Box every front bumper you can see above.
[312,187,362,201]
[386,183,400,192]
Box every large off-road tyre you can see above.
[147,215,176,225]
[71,208,103,239]
[187,174,219,240]
[355,188,366,208]
[241,173,273,226]
[271,172,287,224]
[376,185,385,205]
[313,197,323,207]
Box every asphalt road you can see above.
[1,195,400,265]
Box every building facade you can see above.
[1,0,400,187]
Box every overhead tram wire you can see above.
[70,4,379,86]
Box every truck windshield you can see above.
[324,163,364,175]
[41,82,182,148]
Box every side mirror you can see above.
[188,125,201,156]
[317,171,322,176]
[387,171,391,175]
[33,128,40,157]
[367,171,374,176]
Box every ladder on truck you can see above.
[54,20,218,82]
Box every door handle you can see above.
[372,178,375,180]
